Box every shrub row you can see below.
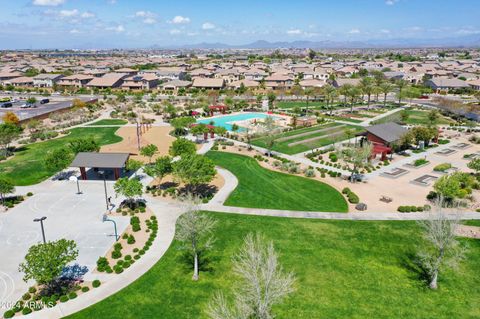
[342,188,360,204]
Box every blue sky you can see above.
[0,0,479,49]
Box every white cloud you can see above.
[106,25,125,33]
[169,29,182,35]
[380,29,391,34]
[405,26,422,32]
[170,15,190,24]
[108,0,116,3]
[80,11,95,18]
[134,11,157,24]
[143,17,157,24]
[287,29,302,35]
[385,0,399,5]
[456,28,480,35]
[348,28,361,34]
[59,9,78,17]
[202,22,215,30]
[32,0,65,6]
[69,29,80,34]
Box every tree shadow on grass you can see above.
[400,251,430,286]
[177,251,220,276]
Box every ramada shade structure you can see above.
[70,152,130,180]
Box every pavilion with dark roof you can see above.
[70,152,130,180]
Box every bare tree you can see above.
[417,197,466,289]
[207,233,295,319]
[176,195,217,281]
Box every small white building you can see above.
[33,74,64,88]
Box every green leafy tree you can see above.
[191,124,209,140]
[173,154,216,192]
[400,110,409,123]
[169,138,196,157]
[125,159,143,176]
[434,172,476,201]
[114,177,144,207]
[0,123,22,157]
[18,239,78,290]
[170,117,196,136]
[140,144,158,163]
[214,126,227,139]
[0,177,15,205]
[44,147,73,172]
[68,137,100,154]
[144,156,172,185]
[428,109,441,126]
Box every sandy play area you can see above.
[101,125,176,162]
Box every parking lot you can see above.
[0,95,97,122]
[0,179,129,307]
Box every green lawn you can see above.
[86,119,128,126]
[206,151,348,212]
[0,127,122,185]
[404,110,454,125]
[67,212,480,319]
[373,109,454,126]
[276,101,330,109]
[251,123,364,155]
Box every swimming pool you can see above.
[197,112,277,132]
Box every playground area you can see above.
[100,125,176,162]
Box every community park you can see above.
[0,98,480,319]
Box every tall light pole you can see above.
[98,170,109,211]
[33,217,47,244]
[136,120,141,151]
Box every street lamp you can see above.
[102,214,118,241]
[69,176,82,194]
[33,216,47,244]
[98,170,109,211]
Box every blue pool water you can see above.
[197,112,276,132]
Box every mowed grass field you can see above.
[251,123,364,155]
[86,119,128,126]
[67,212,480,319]
[374,109,454,126]
[0,127,122,185]
[404,110,454,125]
[206,151,348,212]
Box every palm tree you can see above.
[347,86,361,113]
[322,84,337,115]
[338,84,353,108]
[359,77,374,109]
[379,82,394,107]
[304,88,314,114]
[396,79,408,105]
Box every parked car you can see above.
[40,98,50,104]
[1,102,13,108]
[20,103,35,108]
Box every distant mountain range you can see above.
[154,35,480,50]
